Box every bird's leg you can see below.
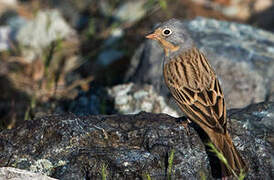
[176,116,191,135]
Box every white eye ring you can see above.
[162,28,172,36]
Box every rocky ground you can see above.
[0,102,273,179]
[0,0,274,179]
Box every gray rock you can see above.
[0,102,273,179]
[229,102,274,141]
[125,17,274,109]
[0,167,57,180]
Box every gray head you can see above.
[146,18,194,59]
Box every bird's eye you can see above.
[162,28,172,36]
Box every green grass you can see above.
[199,170,206,180]
[168,149,175,180]
[146,173,152,180]
[158,0,167,9]
[86,18,96,38]
[144,0,168,10]
[206,142,246,180]
[101,163,107,180]
[143,149,175,180]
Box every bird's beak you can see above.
[145,33,158,39]
[145,28,161,40]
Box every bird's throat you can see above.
[158,38,180,56]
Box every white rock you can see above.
[0,167,57,180]
[16,10,75,62]
[108,83,179,116]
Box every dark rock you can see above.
[0,102,273,179]
[125,17,274,109]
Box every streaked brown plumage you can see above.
[146,19,247,177]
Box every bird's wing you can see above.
[164,58,227,133]
[170,78,226,132]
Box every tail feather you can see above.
[209,132,247,177]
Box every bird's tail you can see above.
[208,132,248,177]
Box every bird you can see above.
[145,18,247,177]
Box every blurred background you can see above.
[0,0,273,129]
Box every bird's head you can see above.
[146,18,193,58]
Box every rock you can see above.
[16,10,75,62]
[125,17,274,109]
[113,0,147,24]
[229,102,274,145]
[0,167,57,180]
[69,82,178,117]
[107,83,179,117]
[0,101,273,179]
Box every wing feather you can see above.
[163,49,227,133]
